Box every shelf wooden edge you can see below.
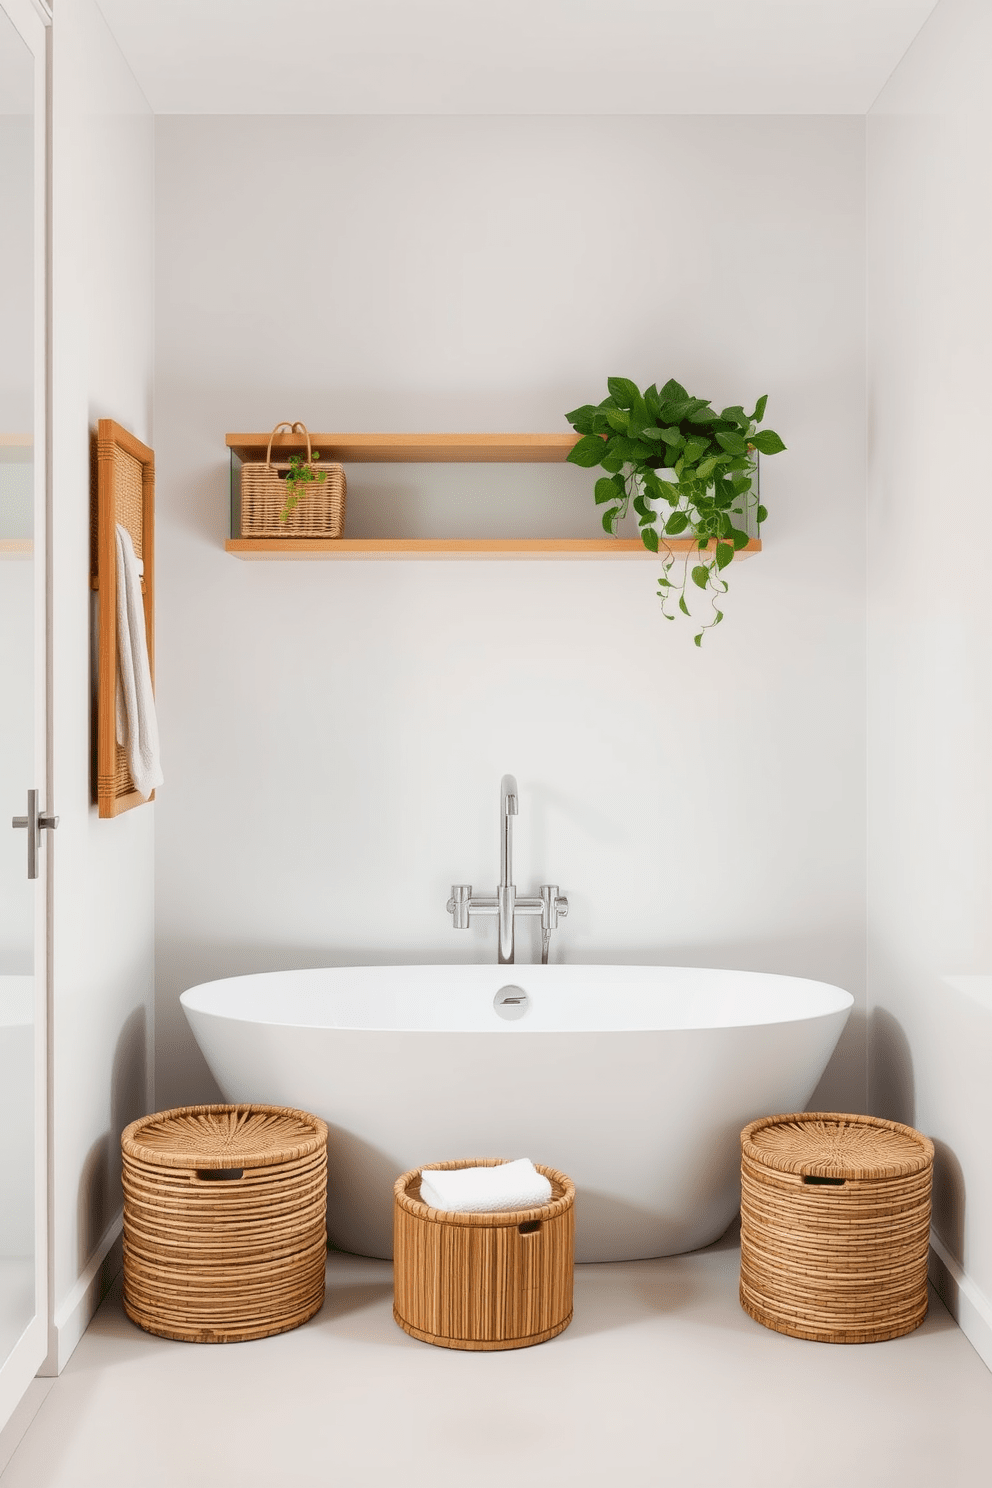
[226,432,581,463]
[225,538,762,561]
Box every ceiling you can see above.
[94,0,941,115]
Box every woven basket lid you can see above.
[122,1103,328,1170]
[741,1112,933,1180]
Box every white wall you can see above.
[153,115,867,1118]
[47,0,154,1371]
[867,0,992,1371]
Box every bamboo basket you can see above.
[393,1158,574,1351]
[740,1112,934,1344]
[239,421,346,537]
[122,1103,328,1343]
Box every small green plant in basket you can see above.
[279,451,328,523]
[566,377,786,644]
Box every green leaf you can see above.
[565,403,598,433]
[659,378,689,404]
[567,435,607,468]
[757,504,768,524]
[665,511,690,535]
[715,430,747,456]
[682,439,708,463]
[720,405,747,427]
[607,376,640,409]
[601,451,624,473]
[595,476,622,506]
[601,506,620,535]
[713,610,724,625]
[658,427,683,446]
[641,526,659,553]
[715,542,734,570]
[750,428,786,455]
[639,425,663,440]
[750,394,768,423]
[691,565,709,589]
[679,595,690,616]
[640,468,665,501]
[730,527,751,550]
[605,436,646,462]
[605,408,629,433]
[644,384,662,417]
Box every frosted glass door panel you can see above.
[0,0,36,1371]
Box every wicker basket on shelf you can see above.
[740,1112,933,1344]
[122,1103,328,1343]
[393,1157,575,1351]
[240,421,346,537]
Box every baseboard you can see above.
[929,1230,992,1375]
[41,1214,123,1376]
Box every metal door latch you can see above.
[12,789,58,880]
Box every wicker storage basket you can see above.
[122,1103,328,1344]
[393,1158,574,1351]
[740,1112,934,1344]
[240,421,346,537]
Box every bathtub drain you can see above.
[494,986,529,1020]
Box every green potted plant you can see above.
[566,377,785,643]
[279,450,329,524]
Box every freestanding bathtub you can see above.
[180,964,852,1263]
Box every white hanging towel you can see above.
[419,1159,552,1214]
[115,523,163,800]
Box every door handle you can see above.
[12,789,58,880]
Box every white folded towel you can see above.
[419,1159,552,1214]
[115,523,163,801]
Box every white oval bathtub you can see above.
[180,964,852,1263]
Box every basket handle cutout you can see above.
[802,1175,845,1186]
[265,421,312,469]
[193,1167,245,1182]
[518,1220,541,1235]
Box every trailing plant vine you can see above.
[279,451,328,523]
[566,378,785,644]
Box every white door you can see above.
[0,0,50,1430]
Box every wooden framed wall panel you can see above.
[92,419,155,817]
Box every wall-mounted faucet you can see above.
[446,774,568,965]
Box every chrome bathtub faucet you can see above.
[446,774,568,965]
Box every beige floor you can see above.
[2,1229,990,1488]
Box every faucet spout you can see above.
[499,775,519,963]
[500,774,518,892]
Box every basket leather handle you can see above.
[265,421,312,468]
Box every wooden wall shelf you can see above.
[226,432,579,463]
[225,537,761,561]
[225,431,763,560]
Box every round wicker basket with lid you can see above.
[122,1104,328,1343]
[393,1157,575,1351]
[740,1112,933,1344]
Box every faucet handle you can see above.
[540,885,567,931]
[447,884,472,929]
